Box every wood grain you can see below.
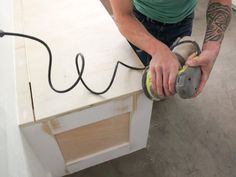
[14,0,143,124]
[14,0,35,125]
[55,113,130,162]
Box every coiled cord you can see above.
[0,30,145,94]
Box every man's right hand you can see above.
[149,44,181,97]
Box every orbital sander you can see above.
[142,36,202,100]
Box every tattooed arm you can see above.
[204,2,231,42]
[187,0,232,96]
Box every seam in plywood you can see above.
[19,90,143,128]
[20,0,32,83]
[29,82,36,122]
[34,90,143,123]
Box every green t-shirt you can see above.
[134,0,198,24]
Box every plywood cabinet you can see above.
[14,0,153,176]
[21,93,152,176]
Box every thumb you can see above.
[186,56,203,67]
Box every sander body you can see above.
[142,37,202,100]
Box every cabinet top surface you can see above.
[14,0,144,124]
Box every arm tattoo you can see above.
[204,2,231,43]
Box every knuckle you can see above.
[163,83,168,90]
[169,79,175,86]
[150,65,155,72]
[202,76,209,82]
[156,81,162,90]
[155,65,162,71]
[151,79,156,88]
[158,90,164,97]
[162,66,169,73]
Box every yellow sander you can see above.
[142,36,202,100]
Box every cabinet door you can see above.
[55,113,130,163]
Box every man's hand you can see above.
[150,44,181,97]
[186,0,231,97]
[186,49,218,96]
[110,0,182,98]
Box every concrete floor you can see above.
[66,1,236,177]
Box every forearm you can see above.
[203,0,232,56]
[110,0,166,57]
[115,14,164,56]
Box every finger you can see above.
[186,56,201,66]
[187,52,198,60]
[168,70,177,95]
[155,67,164,97]
[163,71,171,96]
[150,67,157,93]
[194,72,208,97]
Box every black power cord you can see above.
[170,38,201,55]
[0,30,145,94]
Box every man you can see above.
[110,0,232,98]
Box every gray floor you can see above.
[66,1,236,177]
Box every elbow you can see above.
[113,14,132,37]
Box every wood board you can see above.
[55,113,130,163]
[14,0,144,125]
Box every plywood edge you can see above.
[66,142,130,166]
[15,74,35,127]
[34,90,143,124]
[14,0,35,126]
[18,0,144,125]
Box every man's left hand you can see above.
[186,49,218,96]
